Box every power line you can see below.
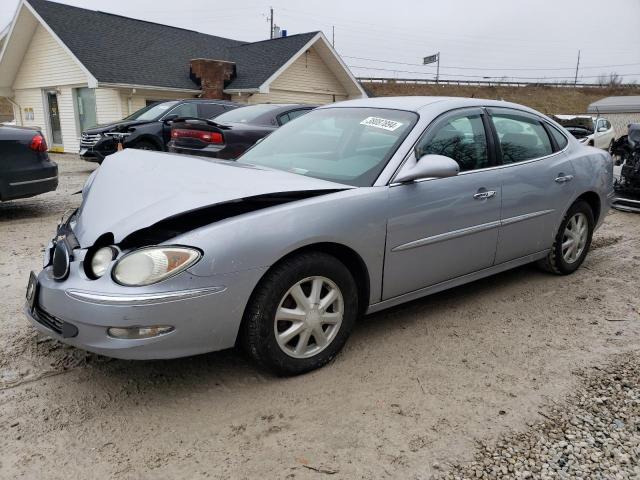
[342,55,640,72]
[347,64,640,81]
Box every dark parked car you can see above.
[0,125,57,201]
[168,103,316,159]
[79,99,241,163]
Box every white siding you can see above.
[119,90,190,117]
[232,46,351,105]
[12,24,87,89]
[13,88,46,132]
[95,88,122,124]
[13,87,79,152]
[57,87,79,151]
[270,47,348,103]
[10,23,90,152]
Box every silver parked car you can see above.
[26,97,614,375]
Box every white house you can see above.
[0,0,365,153]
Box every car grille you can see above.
[34,304,64,335]
[80,133,102,148]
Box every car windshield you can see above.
[214,104,282,124]
[237,107,418,186]
[123,101,179,122]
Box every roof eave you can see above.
[98,82,202,94]
[223,87,263,94]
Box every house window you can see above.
[24,107,34,121]
[74,87,97,132]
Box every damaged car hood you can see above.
[74,150,351,247]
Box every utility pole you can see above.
[332,26,335,48]
[269,7,274,39]
[574,49,581,86]
[436,52,440,84]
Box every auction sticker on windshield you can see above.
[360,117,403,131]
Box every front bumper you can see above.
[80,138,117,163]
[25,263,267,360]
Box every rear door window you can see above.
[198,103,227,119]
[167,102,198,119]
[278,113,292,125]
[490,111,553,164]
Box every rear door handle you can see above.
[473,190,496,200]
[555,174,574,183]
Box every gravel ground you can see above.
[440,352,640,479]
[0,154,639,479]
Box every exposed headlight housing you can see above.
[90,246,117,278]
[112,246,201,286]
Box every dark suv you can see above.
[79,99,241,163]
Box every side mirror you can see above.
[163,114,179,124]
[394,154,460,183]
[597,126,607,133]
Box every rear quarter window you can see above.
[548,125,569,150]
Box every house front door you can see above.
[46,91,63,148]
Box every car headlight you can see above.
[112,246,201,286]
[90,246,117,278]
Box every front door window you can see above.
[46,91,62,145]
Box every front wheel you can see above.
[240,252,358,376]
[537,200,594,275]
[131,140,158,151]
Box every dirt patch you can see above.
[591,234,624,250]
[1,156,639,479]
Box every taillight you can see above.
[171,128,223,144]
[29,134,48,152]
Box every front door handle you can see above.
[473,190,496,200]
[555,174,574,183]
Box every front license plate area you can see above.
[26,271,39,312]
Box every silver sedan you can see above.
[26,97,614,375]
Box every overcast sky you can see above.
[2,0,639,83]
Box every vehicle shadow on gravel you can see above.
[36,263,543,394]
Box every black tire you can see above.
[537,200,594,275]
[131,139,158,151]
[240,252,358,376]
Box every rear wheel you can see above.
[241,252,358,376]
[537,200,594,275]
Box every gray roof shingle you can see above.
[27,0,319,91]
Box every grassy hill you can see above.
[361,82,640,115]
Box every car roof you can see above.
[322,96,544,115]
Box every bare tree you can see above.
[597,72,624,86]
